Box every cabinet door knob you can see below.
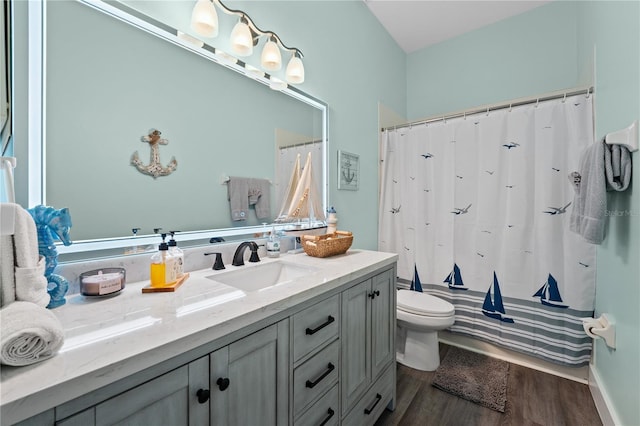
[368,290,380,299]
[216,377,230,391]
[196,388,210,404]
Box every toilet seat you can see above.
[397,289,454,317]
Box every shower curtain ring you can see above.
[586,88,591,99]
[562,93,567,103]
[509,104,512,112]
[486,108,489,116]
[535,98,540,108]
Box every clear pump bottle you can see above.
[266,226,280,258]
[167,231,184,279]
[150,233,178,287]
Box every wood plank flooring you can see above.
[375,344,602,426]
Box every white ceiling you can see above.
[364,0,552,53]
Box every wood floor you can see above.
[375,344,602,426]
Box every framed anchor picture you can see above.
[338,150,359,190]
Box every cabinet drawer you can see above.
[294,383,339,426]
[293,340,340,416]
[292,294,340,361]
[341,364,394,426]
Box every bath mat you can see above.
[432,346,509,412]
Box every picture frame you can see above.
[338,150,359,190]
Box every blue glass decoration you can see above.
[28,205,72,308]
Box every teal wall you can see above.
[407,1,639,423]
[407,1,579,120]
[578,2,640,425]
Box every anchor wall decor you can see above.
[131,128,177,178]
[338,150,359,190]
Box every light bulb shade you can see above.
[261,40,282,71]
[231,21,253,57]
[191,0,218,38]
[286,56,305,84]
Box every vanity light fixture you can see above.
[189,0,305,84]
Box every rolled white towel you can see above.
[0,301,64,366]
[14,256,50,308]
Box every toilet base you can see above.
[396,327,441,371]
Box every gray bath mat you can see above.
[432,346,509,412]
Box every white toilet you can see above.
[396,289,455,371]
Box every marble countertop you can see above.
[0,249,397,424]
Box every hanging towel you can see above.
[569,141,606,244]
[0,301,65,366]
[0,203,50,308]
[604,143,632,191]
[227,177,271,221]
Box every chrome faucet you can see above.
[232,241,260,266]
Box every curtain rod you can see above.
[382,86,593,132]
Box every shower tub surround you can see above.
[0,248,397,425]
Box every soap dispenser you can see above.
[167,231,184,279]
[266,226,280,258]
[150,233,178,287]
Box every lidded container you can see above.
[79,268,126,297]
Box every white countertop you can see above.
[0,249,397,425]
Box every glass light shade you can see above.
[286,56,305,84]
[261,40,282,71]
[190,0,218,38]
[230,21,253,57]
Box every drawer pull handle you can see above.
[216,377,230,391]
[364,393,382,415]
[306,315,335,335]
[368,290,380,299]
[319,408,335,426]
[305,363,335,388]
[196,388,210,404]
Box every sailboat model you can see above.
[443,263,468,290]
[533,274,568,308]
[276,152,326,235]
[482,272,515,323]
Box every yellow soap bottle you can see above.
[150,234,177,287]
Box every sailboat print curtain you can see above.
[379,94,596,366]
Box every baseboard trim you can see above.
[438,331,589,384]
[588,364,620,426]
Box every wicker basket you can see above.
[301,231,353,258]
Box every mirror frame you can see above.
[27,0,328,258]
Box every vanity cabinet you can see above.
[55,356,208,426]
[209,321,289,426]
[341,268,395,422]
[8,258,397,426]
[54,322,287,426]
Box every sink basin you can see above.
[207,261,319,292]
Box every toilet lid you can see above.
[397,289,455,317]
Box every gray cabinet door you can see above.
[210,321,289,426]
[92,356,208,426]
[341,279,371,413]
[370,269,394,380]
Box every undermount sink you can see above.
[207,260,319,292]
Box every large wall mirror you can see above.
[31,0,328,258]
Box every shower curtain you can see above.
[379,94,596,366]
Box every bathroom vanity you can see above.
[0,250,397,426]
